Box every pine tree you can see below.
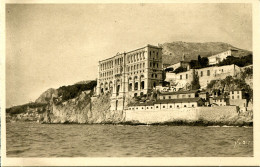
[191,72,200,90]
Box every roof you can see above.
[159,90,199,95]
[128,101,155,107]
[154,97,202,104]
[230,88,244,92]
[213,95,228,100]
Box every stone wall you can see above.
[197,106,238,121]
[125,108,199,124]
[124,106,238,124]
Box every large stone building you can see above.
[208,49,238,65]
[97,44,163,110]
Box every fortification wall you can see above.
[197,106,238,121]
[124,106,238,124]
[125,108,199,124]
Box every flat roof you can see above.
[159,90,199,95]
[128,97,202,106]
[155,97,202,104]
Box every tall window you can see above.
[207,70,210,76]
[201,71,203,77]
[186,74,188,79]
[180,75,182,80]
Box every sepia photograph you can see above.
[1,0,260,166]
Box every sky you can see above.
[6,3,252,107]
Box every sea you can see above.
[6,122,253,157]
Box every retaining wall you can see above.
[124,106,238,124]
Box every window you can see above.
[155,74,157,78]
[220,104,222,106]
[201,71,203,77]
[192,104,194,107]
[157,64,158,68]
[163,106,165,108]
[232,96,234,99]
[184,105,186,107]
[220,99,222,102]
[186,74,188,79]
[163,96,165,99]
[237,95,240,99]
[232,91,234,94]
[207,70,210,76]
[188,95,191,98]
[169,105,172,108]
[143,63,145,68]
[152,74,154,78]
[169,96,171,99]
[237,91,239,94]
[177,105,179,108]
[156,106,159,108]
[180,75,182,80]
[150,62,152,67]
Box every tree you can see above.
[191,72,200,90]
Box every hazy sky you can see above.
[6,3,252,107]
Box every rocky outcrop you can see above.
[42,92,125,124]
[35,88,58,104]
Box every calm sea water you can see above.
[6,122,253,157]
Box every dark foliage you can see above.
[191,72,200,90]
[190,56,209,69]
[174,66,187,74]
[6,103,47,115]
[241,66,253,78]
[218,54,252,67]
[57,80,97,101]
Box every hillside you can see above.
[35,88,58,104]
[159,41,252,65]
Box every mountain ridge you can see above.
[159,41,252,65]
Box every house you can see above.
[212,95,229,106]
[154,97,204,109]
[229,89,247,112]
[158,90,199,100]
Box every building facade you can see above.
[208,49,238,65]
[97,44,163,110]
[165,64,241,89]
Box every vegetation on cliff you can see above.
[207,75,253,102]
[218,54,252,67]
[56,80,97,102]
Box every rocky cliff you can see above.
[42,92,125,124]
[35,88,58,104]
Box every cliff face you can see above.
[35,88,58,104]
[42,92,125,124]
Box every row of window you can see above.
[128,63,145,72]
[127,50,159,64]
[100,57,123,71]
[128,70,145,75]
[129,104,195,110]
[150,62,159,68]
[231,91,240,94]
[127,52,145,63]
[162,94,193,99]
